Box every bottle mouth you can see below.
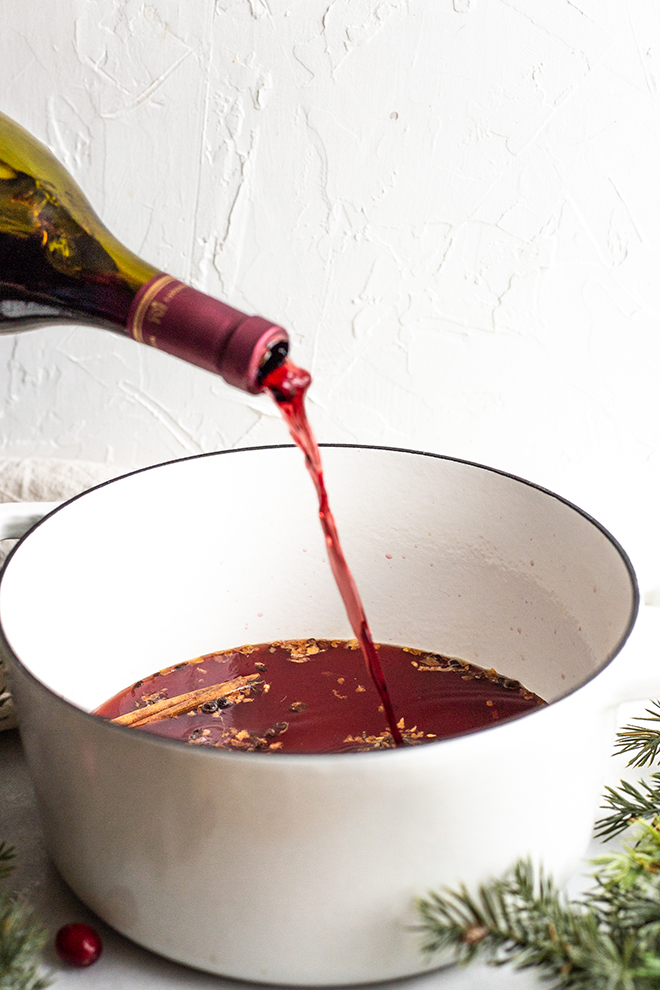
[257,339,289,386]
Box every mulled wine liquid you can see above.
[94,640,544,754]
[262,359,403,745]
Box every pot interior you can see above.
[0,446,637,715]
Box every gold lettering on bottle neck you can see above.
[147,300,168,325]
[128,274,177,343]
[162,282,186,306]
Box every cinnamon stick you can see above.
[111,674,262,727]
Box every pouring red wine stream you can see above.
[263,359,404,747]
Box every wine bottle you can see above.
[0,112,288,393]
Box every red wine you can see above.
[94,640,545,754]
[263,359,404,745]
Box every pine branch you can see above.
[0,894,51,990]
[418,816,660,988]
[595,775,660,840]
[0,845,51,990]
[613,703,660,769]
[418,703,660,988]
[417,859,639,989]
[590,820,660,929]
[596,703,660,840]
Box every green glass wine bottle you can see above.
[0,112,288,392]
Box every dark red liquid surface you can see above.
[94,640,545,754]
[263,359,404,745]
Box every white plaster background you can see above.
[1,0,660,595]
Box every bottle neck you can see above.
[126,274,288,393]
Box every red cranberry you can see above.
[55,923,103,967]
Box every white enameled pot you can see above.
[0,446,652,986]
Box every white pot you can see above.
[0,446,649,985]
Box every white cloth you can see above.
[0,459,126,730]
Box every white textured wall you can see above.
[2,1,660,593]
